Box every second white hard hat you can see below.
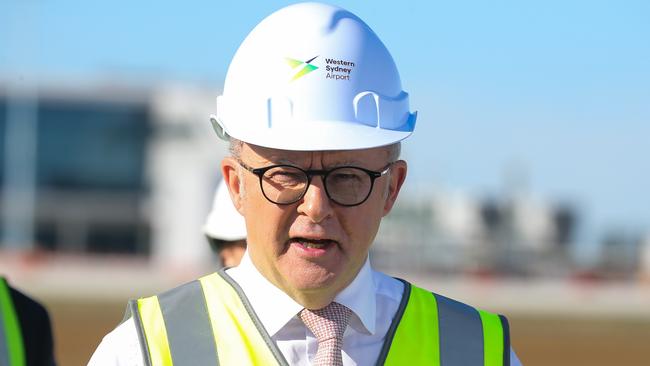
[203,180,247,241]
[211,2,417,151]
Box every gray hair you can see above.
[386,142,401,162]
[229,138,244,159]
[227,138,246,198]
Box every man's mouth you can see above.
[291,237,338,250]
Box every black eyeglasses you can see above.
[237,160,393,207]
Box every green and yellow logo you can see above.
[286,56,319,81]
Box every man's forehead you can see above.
[242,143,387,165]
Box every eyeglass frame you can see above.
[235,159,394,207]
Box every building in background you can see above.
[0,82,227,270]
[373,189,577,277]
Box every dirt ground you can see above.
[510,314,650,366]
[48,299,650,366]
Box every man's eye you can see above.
[334,173,358,180]
[267,170,303,183]
[330,172,363,183]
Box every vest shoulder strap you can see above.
[380,279,510,366]
[200,271,288,366]
[127,271,288,366]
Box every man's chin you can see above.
[283,266,340,293]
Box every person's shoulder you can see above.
[88,317,143,365]
[10,285,46,311]
[9,286,50,324]
[373,272,518,364]
[89,276,223,366]
[378,273,497,315]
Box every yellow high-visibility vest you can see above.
[127,271,510,365]
[0,277,26,366]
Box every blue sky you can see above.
[1,1,649,261]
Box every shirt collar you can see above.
[226,251,377,336]
[332,257,376,335]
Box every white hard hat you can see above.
[203,180,247,241]
[210,2,417,151]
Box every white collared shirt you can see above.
[88,251,522,365]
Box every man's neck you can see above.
[250,256,362,310]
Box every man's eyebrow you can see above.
[323,156,371,167]
[263,156,301,165]
[332,160,361,166]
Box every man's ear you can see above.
[383,160,407,216]
[221,157,245,215]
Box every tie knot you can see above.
[299,302,352,343]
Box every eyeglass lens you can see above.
[260,166,373,205]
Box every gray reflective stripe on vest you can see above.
[0,297,8,366]
[127,300,152,366]
[434,293,484,365]
[127,280,219,366]
[158,280,219,365]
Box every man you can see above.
[203,179,247,267]
[90,2,521,365]
[0,277,56,366]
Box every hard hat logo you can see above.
[286,56,319,82]
[324,57,355,81]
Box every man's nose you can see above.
[297,176,333,223]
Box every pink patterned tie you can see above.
[299,302,352,366]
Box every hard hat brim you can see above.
[217,114,416,151]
